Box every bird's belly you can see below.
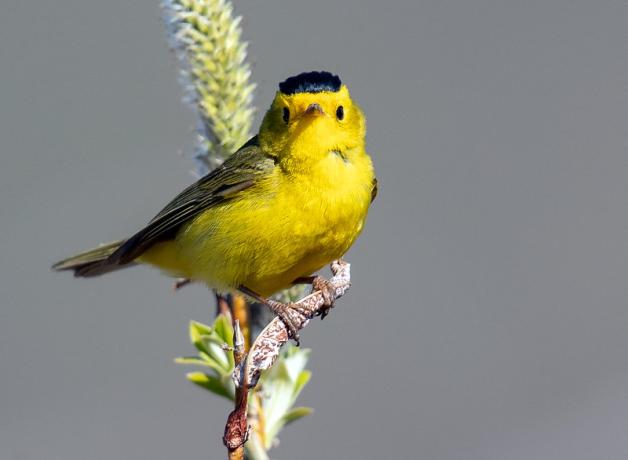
[181,201,364,296]
[140,157,373,297]
[144,182,368,296]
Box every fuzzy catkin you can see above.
[163,0,256,175]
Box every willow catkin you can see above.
[163,0,256,174]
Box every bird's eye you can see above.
[336,105,344,120]
[282,107,290,123]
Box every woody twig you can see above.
[222,260,351,457]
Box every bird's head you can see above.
[259,71,366,166]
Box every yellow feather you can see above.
[140,85,374,296]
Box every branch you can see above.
[223,321,248,460]
[223,260,351,456]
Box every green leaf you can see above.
[175,356,213,367]
[280,406,314,427]
[190,320,213,337]
[257,346,313,447]
[213,314,234,347]
[187,372,234,401]
[203,337,232,373]
[197,351,229,375]
[292,370,312,399]
[175,354,228,376]
[189,320,213,352]
[282,346,311,382]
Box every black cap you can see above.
[279,71,342,95]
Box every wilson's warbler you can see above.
[53,71,377,340]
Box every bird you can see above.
[53,71,377,341]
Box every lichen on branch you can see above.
[224,260,352,455]
[238,260,352,388]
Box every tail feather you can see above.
[52,240,136,277]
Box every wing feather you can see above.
[109,136,276,264]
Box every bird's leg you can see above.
[292,275,337,319]
[173,278,192,291]
[237,286,309,345]
[291,276,317,285]
[215,292,232,317]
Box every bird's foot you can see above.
[311,275,337,319]
[265,299,311,345]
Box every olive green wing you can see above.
[371,177,378,203]
[108,136,276,265]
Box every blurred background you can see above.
[2,0,628,459]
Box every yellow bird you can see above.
[53,71,377,340]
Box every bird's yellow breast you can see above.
[140,148,374,296]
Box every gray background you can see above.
[2,0,628,459]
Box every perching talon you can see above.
[237,285,307,345]
[311,276,336,319]
[266,299,309,345]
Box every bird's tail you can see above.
[51,240,136,277]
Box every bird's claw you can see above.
[266,299,307,345]
[312,276,336,320]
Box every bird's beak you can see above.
[304,103,325,116]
